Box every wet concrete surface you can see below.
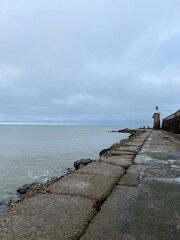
[80,130,180,240]
[80,186,138,240]
[118,165,145,187]
[1,130,179,240]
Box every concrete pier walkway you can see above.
[0,130,180,240]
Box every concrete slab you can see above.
[77,162,125,178]
[80,171,180,240]
[141,144,178,153]
[0,194,96,240]
[99,155,133,168]
[111,150,136,156]
[120,184,180,240]
[48,172,118,202]
[133,137,148,142]
[133,132,150,141]
[118,165,145,187]
[123,141,144,147]
[80,186,138,240]
[140,160,180,187]
[115,146,141,152]
[133,152,179,165]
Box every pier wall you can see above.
[162,109,180,134]
[1,129,180,239]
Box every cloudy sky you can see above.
[0,0,179,125]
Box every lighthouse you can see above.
[152,106,160,130]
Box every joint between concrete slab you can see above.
[75,170,124,179]
[37,192,100,204]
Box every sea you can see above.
[0,125,129,213]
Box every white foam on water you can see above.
[28,170,50,182]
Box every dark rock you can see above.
[110,128,137,134]
[74,159,95,170]
[99,148,111,157]
[17,182,39,194]
[118,128,136,134]
[66,167,74,174]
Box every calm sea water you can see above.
[0,125,128,213]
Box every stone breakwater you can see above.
[4,128,140,206]
[0,129,149,239]
[1,129,180,240]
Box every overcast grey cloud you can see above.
[0,0,180,125]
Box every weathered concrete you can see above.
[99,155,133,168]
[2,129,179,240]
[115,146,141,153]
[118,165,145,187]
[111,151,136,156]
[80,186,138,240]
[123,141,144,147]
[0,194,96,240]
[77,162,125,178]
[79,130,180,240]
[120,184,180,240]
[48,172,119,202]
[0,129,149,240]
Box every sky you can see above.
[0,0,180,126]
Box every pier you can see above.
[0,129,180,240]
[162,109,180,134]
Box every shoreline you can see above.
[1,128,140,214]
[0,128,152,240]
[0,125,128,214]
[1,129,180,239]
